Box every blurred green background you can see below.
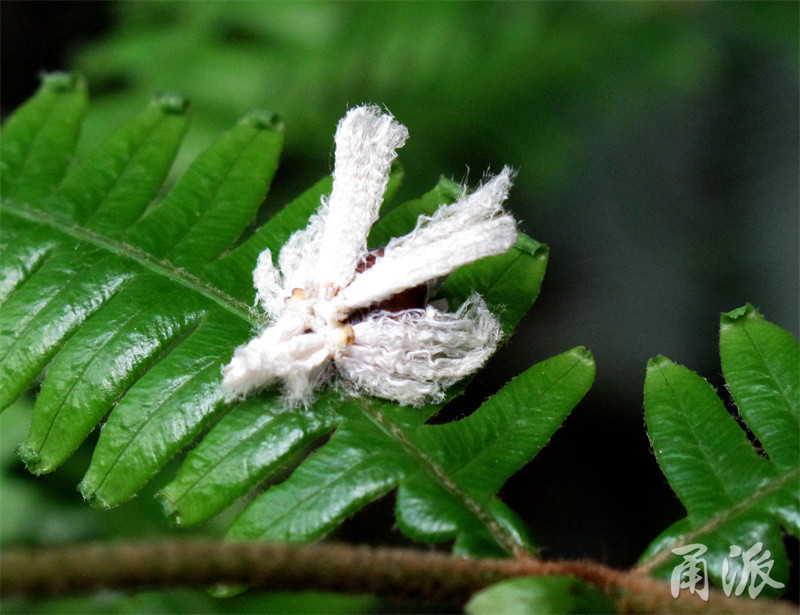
[2,1,798,612]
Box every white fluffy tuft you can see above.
[222,108,516,408]
[313,106,408,290]
[253,249,285,319]
[278,198,330,294]
[338,167,517,311]
[336,295,502,406]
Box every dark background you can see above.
[2,1,798,611]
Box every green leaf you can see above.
[0,222,59,304]
[21,277,205,474]
[157,394,340,526]
[42,93,189,230]
[227,347,594,554]
[128,110,283,270]
[465,576,616,615]
[78,313,252,507]
[0,73,87,203]
[4,96,283,483]
[203,176,333,300]
[0,251,132,409]
[367,176,462,248]
[639,308,799,597]
[720,304,799,470]
[227,411,407,542]
[644,357,771,519]
[439,233,548,334]
[1,84,583,559]
[157,168,556,546]
[453,500,536,558]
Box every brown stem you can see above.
[0,539,794,614]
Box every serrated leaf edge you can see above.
[355,396,526,555]
[637,443,799,573]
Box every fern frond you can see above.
[639,305,799,596]
[1,76,594,555]
[214,347,594,557]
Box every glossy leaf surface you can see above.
[225,347,594,555]
[0,78,591,555]
[0,72,87,203]
[639,307,799,597]
[720,304,799,471]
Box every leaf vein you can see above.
[2,201,262,327]
[87,353,222,498]
[740,321,796,416]
[358,399,529,556]
[637,467,799,572]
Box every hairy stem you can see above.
[1,539,794,614]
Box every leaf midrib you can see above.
[357,399,530,557]
[483,246,529,316]
[2,200,263,327]
[655,364,744,510]
[161,129,261,262]
[447,241,540,310]
[165,409,291,510]
[0,258,131,368]
[739,321,797,418]
[34,285,195,459]
[248,454,394,538]
[80,110,173,227]
[637,466,800,572]
[3,89,61,196]
[450,355,585,487]
[0,234,57,303]
[87,355,222,501]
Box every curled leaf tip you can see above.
[721,302,762,324]
[516,234,548,258]
[242,110,283,131]
[647,355,673,370]
[39,71,81,92]
[16,444,41,473]
[571,345,594,365]
[153,92,190,115]
[77,480,103,508]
